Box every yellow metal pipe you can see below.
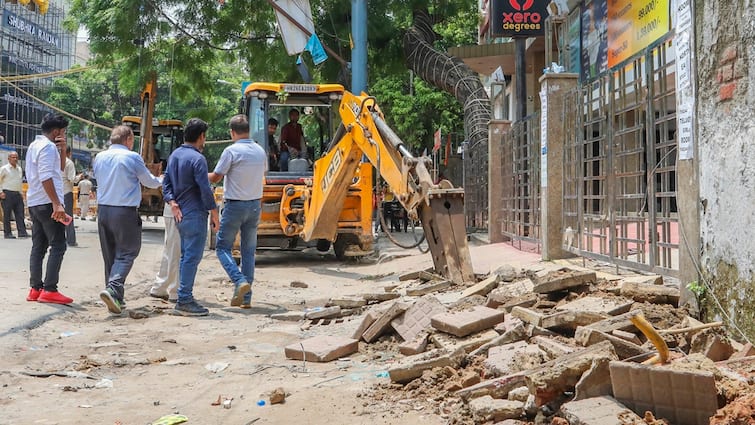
[630,311,670,365]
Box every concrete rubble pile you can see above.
[282,265,755,424]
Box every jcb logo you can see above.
[320,149,343,193]
[509,0,534,10]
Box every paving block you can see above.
[328,296,367,309]
[469,396,524,422]
[494,293,538,312]
[530,336,576,359]
[609,361,718,425]
[304,306,341,320]
[561,396,642,425]
[484,341,530,377]
[461,274,500,298]
[556,296,633,316]
[431,306,505,337]
[284,336,359,362]
[391,295,447,341]
[362,302,408,343]
[406,280,451,296]
[351,310,380,340]
[620,281,680,305]
[611,329,642,345]
[586,310,641,334]
[533,269,596,293]
[388,348,464,383]
[362,292,400,303]
[398,332,428,355]
[574,326,650,360]
[486,280,535,308]
[430,329,499,354]
[541,310,607,330]
[510,306,544,327]
[271,311,305,321]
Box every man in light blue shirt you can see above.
[93,125,162,314]
[209,114,267,308]
[25,114,73,305]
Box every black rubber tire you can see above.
[316,239,331,252]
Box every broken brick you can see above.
[461,274,500,298]
[469,396,524,422]
[541,310,607,330]
[574,326,650,360]
[460,370,481,388]
[561,396,642,425]
[510,306,544,327]
[620,281,680,305]
[388,348,464,384]
[398,332,428,356]
[431,329,498,354]
[284,336,358,362]
[532,269,596,294]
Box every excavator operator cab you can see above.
[244,83,344,184]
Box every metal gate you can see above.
[499,115,541,250]
[562,37,679,277]
[463,138,488,232]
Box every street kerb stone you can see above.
[532,269,596,294]
[609,361,718,425]
[406,280,451,296]
[555,296,633,316]
[362,301,409,343]
[351,310,380,340]
[430,329,499,354]
[391,295,447,341]
[304,306,341,320]
[510,306,544,327]
[284,336,359,363]
[388,348,464,383]
[362,292,400,303]
[561,396,642,425]
[431,306,505,337]
[328,296,367,309]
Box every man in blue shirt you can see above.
[93,125,163,314]
[163,118,219,316]
[209,114,267,308]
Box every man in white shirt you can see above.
[25,114,73,305]
[76,173,93,220]
[63,147,77,246]
[0,151,29,239]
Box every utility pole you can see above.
[514,38,526,121]
[351,0,367,94]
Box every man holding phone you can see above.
[25,114,73,305]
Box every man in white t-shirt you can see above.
[0,151,29,238]
[63,147,77,246]
[25,114,73,305]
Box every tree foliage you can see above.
[66,0,479,149]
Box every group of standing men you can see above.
[23,113,267,317]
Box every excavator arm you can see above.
[302,91,474,284]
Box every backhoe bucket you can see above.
[418,188,475,285]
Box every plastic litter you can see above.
[256,399,266,406]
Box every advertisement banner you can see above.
[607,0,670,68]
[581,0,608,80]
[490,0,549,38]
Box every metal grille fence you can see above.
[562,37,679,277]
[463,138,488,231]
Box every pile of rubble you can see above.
[283,266,755,424]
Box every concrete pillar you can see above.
[488,119,511,243]
[539,73,578,260]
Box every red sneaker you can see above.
[26,288,42,302]
[38,290,73,305]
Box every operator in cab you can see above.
[278,109,304,171]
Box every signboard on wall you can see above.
[607,0,670,67]
[490,0,549,37]
[581,0,608,80]
[2,10,61,49]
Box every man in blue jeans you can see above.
[163,118,219,316]
[209,114,267,308]
[93,125,163,314]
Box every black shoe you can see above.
[4,235,15,239]
[18,234,29,238]
[174,301,209,317]
[149,292,169,301]
[68,243,78,247]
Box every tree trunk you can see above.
[403,9,491,148]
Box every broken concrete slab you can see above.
[485,342,546,377]
[510,306,544,327]
[574,326,650,360]
[351,310,380,340]
[327,296,367,309]
[362,292,401,303]
[398,332,428,356]
[363,302,409,343]
[398,269,442,282]
[533,269,596,294]
[493,264,518,282]
[525,341,618,406]
[609,361,718,425]
[690,329,734,362]
[456,372,528,401]
[561,396,642,425]
[611,329,642,345]
[555,296,633,316]
[489,292,538,311]
[468,321,528,358]
[460,370,481,388]
[622,274,664,286]
[541,310,608,330]
[284,336,359,363]
[574,358,612,400]
[729,342,755,360]
[620,281,680,305]
[390,295,447,341]
[388,348,464,384]
[530,336,576,359]
[586,310,642,334]
[461,274,500,298]
[469,396,524,422]
[271,311,305,322]
[431,306,505,337]
[507,386,530,403]
[304,306,341,320]
[405,280,451,296]
[431,329,499,354]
